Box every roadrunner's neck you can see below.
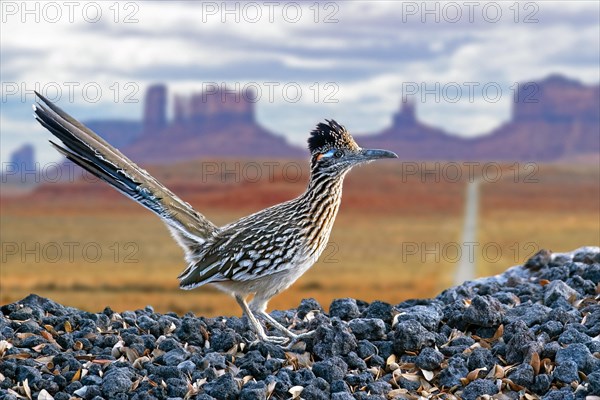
[295,168,349,254]
[304,167,348,209]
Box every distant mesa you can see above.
[9,143,36,171]
[358,98,472,160]
[125,84,303,163]
[144,84,168,135]
[36,74,600,164]
[2,143,36,183]
[358,74,600,161]
[475,74,600,161]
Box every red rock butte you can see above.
[17,74,600,165]
[359,75,600,161]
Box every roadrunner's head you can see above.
[308,120,397,175]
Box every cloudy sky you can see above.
[1,1,599,166]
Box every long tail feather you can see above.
[33,92,217,257]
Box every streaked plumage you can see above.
[33,92,397,343]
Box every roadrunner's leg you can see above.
[257,312,296,337]
[234,295,289,344]
[249,296,316,342]
[258,312,316,345]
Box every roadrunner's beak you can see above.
[359,149,398,161]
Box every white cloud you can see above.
[1,1,598,152]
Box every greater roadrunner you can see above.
[33,92,397,343]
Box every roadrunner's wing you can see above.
[33,92,218,258]
[178,213,302,289]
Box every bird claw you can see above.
[250,330,314,347]
[291,330,315,340]
[261,335,290,345]
[284,330,315,348]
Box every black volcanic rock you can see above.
[0,246,598,399]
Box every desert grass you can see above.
[1,161,597,316]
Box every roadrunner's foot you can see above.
[237,295,293,344]
[258,334,290,345]
[284,330,315,349]
[259,312,316,345]
[258,312,297,338]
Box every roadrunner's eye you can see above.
[318,149,341,160]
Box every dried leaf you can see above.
[530,352,540,375]
[387,388,410,399]
[541,358,553,374]
[491,325,504,342]
[0,340,13,356]
[367,366,381,379]
[131,378,141,391]
[493,364,505,379]
[166,322,176,334]
[132,356,151,370]
[37,388,54,400]
[32,344,46,353]
[43,325,57,335]
[285,352,312,369]
[421,369,434,381]
[112,340,125,358]
[71,369,81,382]
[399,372,421,382]
[392,312,405,328]
[228,362,241,377]
[23,378,32,400]
[466,367,487,382]
[420,377,433,391]
[16,333,35,339]
[266,380,277,399]
[151,348,165,358]
[388,362,400,371]
[6,389,18,396]
[8,353,31,360]
[386,354,397,366]
[74,355,94,361]
[503,378,524,391]
[568,293,577,303]
[91,359,112,365]
[288,385,303,399]
[123,347,139,363]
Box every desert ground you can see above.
[1,160,598,316]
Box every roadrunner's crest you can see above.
[308,119,361,155]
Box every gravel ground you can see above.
[1,246,599,400]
